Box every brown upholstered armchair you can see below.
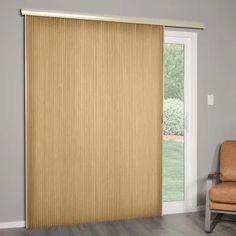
[205,141,236,232]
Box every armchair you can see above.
[205,141,236,232]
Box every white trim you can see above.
[163,30,198,215]
[0,221,25,229]
[0,205,204,229]
[21,9,206,29]
[24,16,28,229]
[163,204,205,215]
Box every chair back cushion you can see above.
[220,141,236,181]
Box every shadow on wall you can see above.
[197,143,221,205]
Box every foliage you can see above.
[163,140,184,201]
[164,44,184,101]
[163,98,184,135]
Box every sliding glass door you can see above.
[163,30,197,214]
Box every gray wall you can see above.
[1,0,236,222]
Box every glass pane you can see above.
[163,43,185,202]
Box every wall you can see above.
[1,0,236,222]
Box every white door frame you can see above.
[163,30,198,215]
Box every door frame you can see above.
[162,30,197,215]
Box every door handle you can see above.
[185,112,189,133]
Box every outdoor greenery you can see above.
[163,43,185,202]
[164,44,184,101]
[163,140,184,202]
[163,98,184,136]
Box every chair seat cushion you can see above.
[210,182,236,204]
[210,202,236,212]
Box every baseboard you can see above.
[163,205,205,215]
[0,206,205,228]
[0,221,25,229]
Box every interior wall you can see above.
[1,0,236,222]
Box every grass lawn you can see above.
[163,140,184,202]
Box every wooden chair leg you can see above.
[205,173,222,233]
[205,204,212,232]
[205,204,223,233]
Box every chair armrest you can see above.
[207,172,220,179]
[206,172,220,191]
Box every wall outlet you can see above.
[207,94,214,105]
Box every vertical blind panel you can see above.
[26,16,163,228]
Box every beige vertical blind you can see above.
[26,15,163,228]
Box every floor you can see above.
[1,211,236,236]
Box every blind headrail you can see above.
[21,9,206,30]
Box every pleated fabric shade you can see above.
[26,15,163,228]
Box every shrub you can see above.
[164,98,184,135]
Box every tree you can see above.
[164,44,184,101]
